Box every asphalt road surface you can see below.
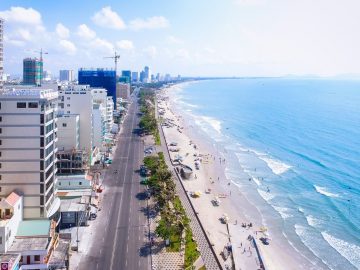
[79,92,150,270]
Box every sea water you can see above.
[169,78,360,270]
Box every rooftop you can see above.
[60,198,87,212]
[8,237,49,252]
[16,220,50,237]
[0,253,21,264]
[0,87,58,100]
[48,239,70,267]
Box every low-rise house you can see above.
[8,220,70,270]
[0,192,23,253]
[0,253,21,270]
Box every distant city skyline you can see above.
[1,0,360,77]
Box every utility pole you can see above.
[104,51,120,74]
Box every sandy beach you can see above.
[157,86,310,270]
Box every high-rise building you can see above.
[58,85,93,153]
[0,18,4,90]
[78,68,116,107]
[59,70,74,82]
[144,66,151,83]
[131,71,139,82]
[121,70,131,83]
[23,58,43,86]
[0,88,60,219]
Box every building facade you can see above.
[23,58,43,86]
[131,71,139,83]
[0,18,3,90]
[59,70,74,82]
[116,83,130,100]
[58,85,93,154]
[0,88,60,219]
[78,69,116,107]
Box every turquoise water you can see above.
[171,79,360,269]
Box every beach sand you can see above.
[157,88,310,270]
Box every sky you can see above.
[1,0,360,78]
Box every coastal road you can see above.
[79,92,150,270]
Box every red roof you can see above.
[5,192,21,206]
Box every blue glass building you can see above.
[78,68,117,107]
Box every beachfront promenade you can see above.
[156,107,223,270]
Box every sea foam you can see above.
[201,116,222,133]
[259,156,292,175]
[258,189,275,202]
[321,232,360,269]
[314,185,340,198]
[273,206,293,219]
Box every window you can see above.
[5,209,10,216]
[67,104,70,107]
[0,175,2,180]
[0,140,2,145]
[0,152,1,157]
[28,102,38,108]
[62,123,67,127]
[0,116,2,122]
[40,195,44,205]
[0,163,2,169]
[67,97,70,100]
[34,255,41,262]
[0,128,2,133]
[40,114,44,124]
[67,111,70,114]
[16,102,26,108]
[79,182,82,185]
[40,207,44,217]
[40,184,44,193]
[0,237,2,245]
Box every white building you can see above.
[92,88,114,134]
[0,192,23,253]
[57,114,80,151]
[59,70,74,82]
[92,103,106,148]
[0,88,60,219]
[58,85,93,154]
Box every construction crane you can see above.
[104,51,120,74]
[26,48,48,61]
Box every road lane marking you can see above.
[110,103,137,270]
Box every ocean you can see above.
[169,78,360,270]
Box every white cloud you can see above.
[59,40,77,55]
[166,35,183,44]
[92,6,126,30]
[176,49,190,60]
[89,38,114,54]
[129,16,169,30]
[56,23,70,39]
[0,6,42,25]
[116,40,134,50]
[15,28,31,41]
[77,24,96,39]
[143,46,157,59]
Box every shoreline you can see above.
[158,84,320,270]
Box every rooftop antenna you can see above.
[104,51,120,74]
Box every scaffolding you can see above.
[56,149,89,175]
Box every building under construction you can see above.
[56,149,89,175]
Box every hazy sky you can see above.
[1,0,360,77]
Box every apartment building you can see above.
[0,88,60,219]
